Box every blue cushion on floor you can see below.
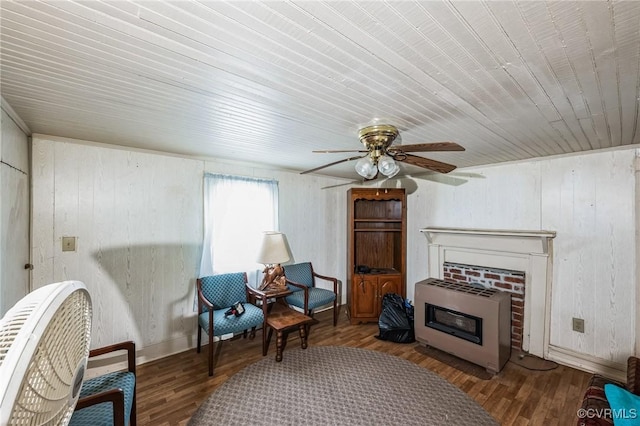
[604,383,640,425]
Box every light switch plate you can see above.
[62,236,76,252]
[572,317,585,333]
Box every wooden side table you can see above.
[265,303,313,362]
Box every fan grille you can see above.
[5,286,91,425]
[0,302,39,365]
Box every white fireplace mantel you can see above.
[420,227,556,358]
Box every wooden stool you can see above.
[265,303,313,362]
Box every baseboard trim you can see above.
[86,304,344,378]
[86,304,344,377]
[547,345,626,382]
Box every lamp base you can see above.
[259,264,287,291]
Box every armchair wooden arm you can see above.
[196,279,216,347]
[313,272,338,296]
[197,282,215,313]
[285,278,309,313]
[286,273,338,315]
[88,341,136,374]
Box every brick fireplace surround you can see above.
[420,227,555,358]
[443,262,525,350]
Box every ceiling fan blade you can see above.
[300,155,364,174]
[313,149,368,153]
[397,154,457,174]
[388,142,465,153]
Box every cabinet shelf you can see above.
[354,218,402,223]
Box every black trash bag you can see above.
[376,293,415,343]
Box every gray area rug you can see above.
[189,346,498,425]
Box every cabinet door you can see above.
[378,276,402,299]
[351,276,378,318]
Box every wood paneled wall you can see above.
[31,136,347,360]
[29,133,637,367]
[32,137,204,355]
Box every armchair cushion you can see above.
[284,262,314,290]
[199,274,248,310]
[198,303,264,337]
[286,288,336,311]
[69,371,136,426]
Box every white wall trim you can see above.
[547,344,626,383]
[1,97,31,135]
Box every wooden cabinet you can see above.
[346,188,406,324]
[350,274,402,321]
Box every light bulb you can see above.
[355,157,377,179]
[378,155,399,177]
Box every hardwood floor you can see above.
[136,308,590,425]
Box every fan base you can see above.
[358,124,399,150]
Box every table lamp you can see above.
[256,231,291,291]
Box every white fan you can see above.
[0,281,92,425]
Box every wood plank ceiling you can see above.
[1,1,639,179]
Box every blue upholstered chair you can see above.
[69,341,136,426]
[197,272,266,376]
[284,262,339,326]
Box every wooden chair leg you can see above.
[249,326,256,339]
[305,310,314,337]
[130,389,137,426]
[262,323,268,356]
[333,299,338,326]
[208,328,214,376]
[197,325,202,353]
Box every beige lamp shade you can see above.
[256,231,290,265]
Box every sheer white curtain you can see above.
[199,173,279,286]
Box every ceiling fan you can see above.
[301,124,465,179]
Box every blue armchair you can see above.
[283,262,339,326]
[69,341,136,426]
[197,272,266,376]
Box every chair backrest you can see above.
[198,272,248,311]
[284,262,314,290]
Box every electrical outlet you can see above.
[62,236,76,252]
[572,317,585,333]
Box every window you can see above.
[199,173,278,285]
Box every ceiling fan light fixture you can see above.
[355,156,377,179]
[302,123,463,178]
[378,155,399,177]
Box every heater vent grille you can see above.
[424,278,497,298]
